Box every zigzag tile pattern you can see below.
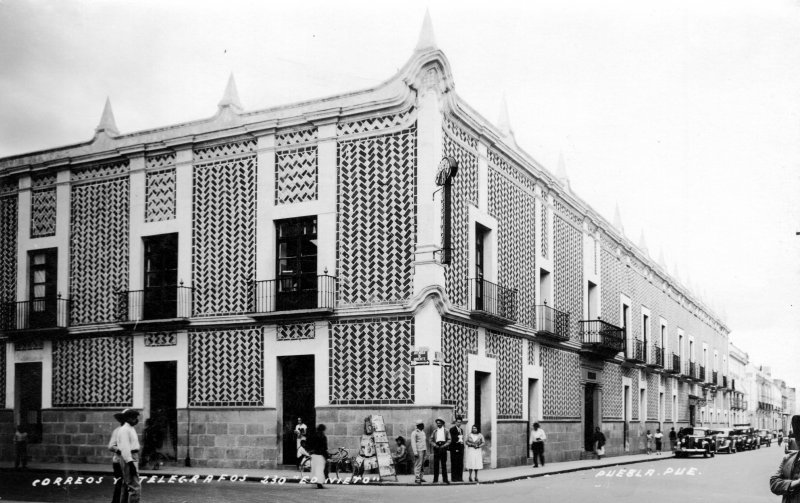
[30,187,57,237]
[275,147,317,205]
[443,116,478,150]
[330,317,414,404]
[145,168,176,222]
[442,125,478,308]
[441,320,478,416]
[648,372,660,420]
[0,195,18,302]
[277,323,315,341]
[14,339,44,351]
[31,174,56,189]
[192,156,256,316]
[541,202,548,259]
[144,332,177,347]
[554,215,583,342]
[337,127,416,304]
[52,336,133,407]
[0,179,16,195]
[276,128,318,148]
[337,109,413,136]
[70,177,129,325]
[624,367,640,420]
[145,153,176,170]
[540,346,581,419]
[71,161,128,182]
[553,198,583,226]
[189,327,263,406]
[488,166,536,327]
[602,362,623,419]
[193,140,256,162]
[486,331,523,419]
[601,248,622,326]
[488,149,536,193]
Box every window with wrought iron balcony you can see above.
[534,301,569,341]
[579,318,624,358]
[624,337,646,365]
[667,353,681,374]
[647,344,664,369]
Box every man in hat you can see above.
[770,415,800,502]
[430,417,451,484]
[410,420,427,484]
[531,422,546,468]
[117,409,141,503]
[108,411,127,503]
[449,415,465,482]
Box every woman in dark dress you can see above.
[308,424,329,489]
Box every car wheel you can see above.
[703,451,708,458]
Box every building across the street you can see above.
[0,15,775,470]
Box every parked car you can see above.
[757,429,773,447]
[731,429,748,452]
[675,427,716,458]
[739,428,759,450]
[711,428,737,454]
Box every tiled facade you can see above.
[0,24,738,470]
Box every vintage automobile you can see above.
[711,428,737,454]
[675,427,716,458]
[730,429,748,451]
[757,429,773,447]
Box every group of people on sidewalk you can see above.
[410,415,485,484]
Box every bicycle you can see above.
[326,447,350,479]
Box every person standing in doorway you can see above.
[294,417,308,450]
[669,427,677,451]
[449,415,465,482]
[108,411,126,503]
[430,417,450,484]
[654,429,664,455]
[530,422,546,468]
[13,425,28,470]
[593,426,606,460]
[118,409,141,503]
[410,420,427,484]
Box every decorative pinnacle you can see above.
[613,203,624,234]
[638,230,649,255]
[218,73,243,112]
[497,94,515,139]
[95,97,119,136]
[556,152,570,188]
[415,9,438,52]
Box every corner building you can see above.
[0,22,730,468]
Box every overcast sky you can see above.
[1,0,798,400]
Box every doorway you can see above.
[527,378,540,455]
[623,385,630,450]
[145,361,177,461]
[584,383,598,451]
[15,362,42,443]
[279,355,315,465]
[689,404,696,426]
[475,371,491,464]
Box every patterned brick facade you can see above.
[553,215,583,342]
[486,330,523,419]
[0,193,16,303]
[540,346,581,419]
[441,319,479,416]
[52,336,133,407]
[189,327,263,406]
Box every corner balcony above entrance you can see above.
[116,285,194,329]
[579,319,624,359]
[534,304,569,342]
[1,296,72,337]
[248,275,336,318]
[467,278,517,325]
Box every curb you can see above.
[0,454,677,487]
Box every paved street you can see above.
[0,445,788,502]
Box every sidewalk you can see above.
[0,452,673,486]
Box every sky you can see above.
[0,0,798,399]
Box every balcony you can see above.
[467,278,517,325]
[666,353,681,374]
[624,338,646,365]
[685,361,698,380]
[1,296,72,336]
[579,319,625,359]
[117,286,193,328]
[647,345,664,369]
[722,375,728,389]
[249,275,336,317]
[712,370,718,387]
[534,304,569,342]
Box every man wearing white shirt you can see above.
[108,411,127,503]
[117,409,141,503]
[429,417,451,484]
[530,422,546,468]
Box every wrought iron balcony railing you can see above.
[722,375,728,389]
[1,296,72,331]
[712,370,718,386]
[467,278,517,324]
[117,285,193,322]
[667,353,681,374]
[625,338,645,363]
[580,319,625,357]
[648,345,664,368]
[699,365,706,382]
[685,361,697,380]
[534,304,569,341]
[250,275,336,314]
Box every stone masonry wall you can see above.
[538,421,582,463]
[496,421,527,467]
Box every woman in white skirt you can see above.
[308,424,329,489]
[465,425,485,483]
